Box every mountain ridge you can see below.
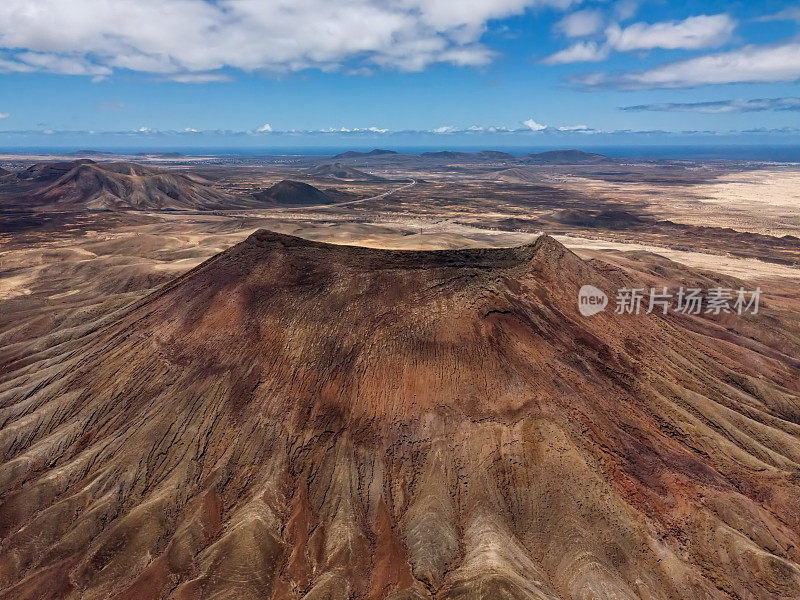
[0,160,250,210]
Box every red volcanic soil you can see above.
[1,232,799,599]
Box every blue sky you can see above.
[0,0,799,149]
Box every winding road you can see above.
[283,178,416,210]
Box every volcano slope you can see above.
[0,160,251,210]
[1,231,800,600]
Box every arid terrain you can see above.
[1,150,799,599]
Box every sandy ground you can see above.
[3,212,797,312]
[2,159,799,361]
[556,234,800,282]
[562,168,800,237]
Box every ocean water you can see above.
[3,145,800,162]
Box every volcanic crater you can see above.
[1,231,799,600]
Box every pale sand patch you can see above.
[0,273,34,300]
[556,235,800,282]
[692,169,800,211]
[563,169,800,237]
[152,257,208,271]
[48,289,81,300]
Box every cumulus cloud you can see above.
[0,112,8,119]
[522,118,547,131]
[256,123,273,133]
[605,14,735,51]
[542,41,608,64]
[621,97,800,113]
[554,10,604,38]
[0,0,575,79]
[576,42,800,89]
[543,14,734,64]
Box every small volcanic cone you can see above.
[252,179,338,206]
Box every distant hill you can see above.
[1,159,247,210]
[333,149,398,159]
[306,162,387,181]
[16,159,98,181]
[420,151,472,159]
[251,180,338,206]
[420,150,516,161]
[67,150,117,157]
[524,149,615,164]
[474,150,515,160]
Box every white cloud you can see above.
[544,13,735,65]
[7,123,800,139]
[432,125,458,134]
[0,112,9,119]
[0,52,112,76]
[257,123,273,133]
[558,124,589,131]
[621,97,800,113]
[554,10,604,38]
[542,41,608,64]
[613,0,638,21]
[522,118,547,131]
[166,73,232,83]
[0,0,576,79]
[606,14,735,51]
[315,126,390,134]
[757,7,800,23]
[578,42,800,89]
